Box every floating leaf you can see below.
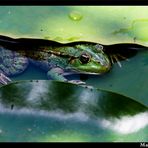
[0,6,148,46]
[0,80,147,142]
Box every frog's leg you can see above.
[0,73,12,85]
[47,67,85,85]
[110,54,122,67]
[47,68,67,81]
[112,55,122,68]
[110,53,130,68]
[117,54,129,61]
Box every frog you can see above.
[1,35,145,86]
[0,39,111,85]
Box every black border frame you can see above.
[0,0,147,145]
[0,0,147,5]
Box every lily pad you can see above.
[0,6,148,46]
[0,80,147,142]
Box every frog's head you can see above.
[69,44,111,75]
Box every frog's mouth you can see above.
[64,66,112,76]
[74,69,111,75]
[76,62,112,75]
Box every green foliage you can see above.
[0,6,148,46]
[0,80,147,142]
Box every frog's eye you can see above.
[79,53,91,64]
[95,44,104,52]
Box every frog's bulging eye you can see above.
[79,53,91,64]
[95,44,104,50]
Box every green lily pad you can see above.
[0,80,147,142]
[0,6,148,46]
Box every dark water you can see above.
[10,62,82,82]
[10,63,48,81]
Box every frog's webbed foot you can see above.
[0,73,12,85]
[110,54,122,68]
[110,52,131,68]
[110,54,130,68]
[116,54,129,62]
[68,80,86,85]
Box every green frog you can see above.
[0,38,111,85]
[1,35,144,85]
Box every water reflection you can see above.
[101,112,148,134]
